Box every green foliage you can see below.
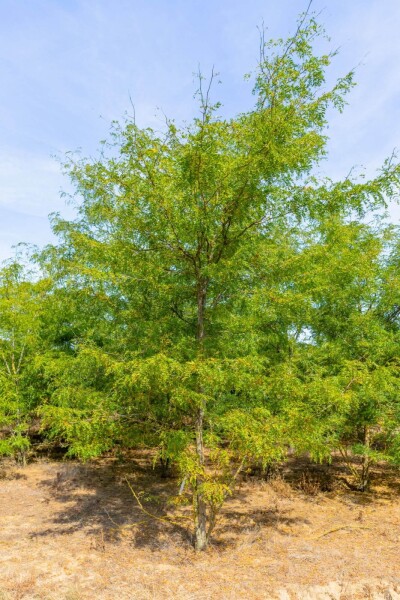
[38,346,117,459]
[283,218,400,487]
[0,261,49,463]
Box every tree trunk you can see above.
[159,457,171,478]
[194,406,207,551]
[17,449,27,468]
[359,425,371,492]
[194,278,208,551]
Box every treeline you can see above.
[1,16,400,550]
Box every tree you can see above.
[284,216,400,490]
[0,260,48,464]
[39,16,400,549]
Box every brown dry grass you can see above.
[1,452,400,599]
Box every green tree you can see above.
[285,217,400,490]
[0,260,48,464]
[39,17,400,548]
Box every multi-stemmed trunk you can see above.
[339,425,372,492]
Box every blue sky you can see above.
[0,0,399,261]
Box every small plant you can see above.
[297,471,321,496]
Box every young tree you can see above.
[0,261,48,464]
[40,17,400,548]
[285,217,400,490]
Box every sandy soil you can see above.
[1,453,400,599]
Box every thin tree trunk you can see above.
[194,406,207,551]
[359,425,371,492]
[159,457,171,478]
[17,449,27,468]
[194,278,208,551]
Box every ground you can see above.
[1,452,400,599]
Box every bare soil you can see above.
[1,452,400,599]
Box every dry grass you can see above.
[1,452,400,599]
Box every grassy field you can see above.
[1,452,400,599]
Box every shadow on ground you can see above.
[29,451,400,550]
[31,452,192,549]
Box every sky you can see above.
[0,0,399,261]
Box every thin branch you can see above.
[230,457,246,487]
[179,476,187,495]
[16,344,26,374]
[198,65,216,123]
[1,352,11,377]
[338,446,361,482]
[343,377,357,392]
[257,0,314,109]
[311,524,371,540]
[127,93,136,124]
[170,304,193,326]
[125,477,191,527]
[279,0,314,65]
[206,458,247,540]
[210,290,227,310]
